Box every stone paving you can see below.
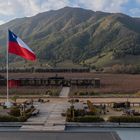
[20,87,70,131]
[43,101,69,131]
[59,87,70,97]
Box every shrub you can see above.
[75,99,79,102]
[74,116,104,122]
[25,108,34,114]
[61,113,66,117]
[74,109,85,117]
[25,112,32,118]
[9,107,20,117]
[3,106,7,109]
[112,102,130,108]
[86,111,96,115]
[79,92,88,96]
[87,100,97,114]
[11,95,19,103]
[66,116,73,122]
[108,116,140,123]
[0,115,19,122]
[0,115,29,122]
[18,116,27,122]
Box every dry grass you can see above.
[0,86,62,96]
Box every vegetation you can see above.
[0,115,19,122]
[9,107,21,117]
[74,116,104,122]
[105,64,140,74]
[108,116,140,123]
[87,100,98,115]
[0,102,36,122]
[0,7,140,68]
[0,115,29,122]
[66,100,104,122]
[11,95,19,103]
[66,106,104,122]
[0,87,62,96]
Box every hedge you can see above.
[0,115,19,122]
[9,107,20,117]
[0,115,30,122]
[108,116,140,123]
[74,116,104,122]
[0,106,34,122]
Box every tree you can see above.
[11,95,19,103]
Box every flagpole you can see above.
[6,29,9,105]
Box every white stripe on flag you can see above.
[17,37,34,54]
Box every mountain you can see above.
[0,7,140,68]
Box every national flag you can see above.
[8,30,36,61]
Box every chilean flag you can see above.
[8,30,36,61]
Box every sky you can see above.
[0,0,140,25]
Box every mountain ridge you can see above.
[0,7,140,68]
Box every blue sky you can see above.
[0,0,140,25]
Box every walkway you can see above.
[43,100,68,131]
[59,87,70,98]
[21,86,71,131]
[20,99,69,131]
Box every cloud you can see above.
[0,0,130,17]
[0,20,4,25]
[40,0,70,12]
[0,0,139,24]
[0,0,70,17]
[136,0,140,3]
[129,8,140,16]
[76,0,129,12]
[0,0,25,16]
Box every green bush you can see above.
[0,115,28,122]
[66,116,73,122]
[3,106,7,109]
[74,109,85,117]
[25,112,32,118]
[108,116,140,123]
[86,111,96,115]
[25,108,34,114]
[61,113,66,117]
[18,116,27,122]
[79,92,88,96]
[75,99,79,102]
[74,116,104,122]
[0,108,34,122]
[9,107,20,117]
[0,115,19,122]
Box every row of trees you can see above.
[0,68,90,73]
[105,64,140,74]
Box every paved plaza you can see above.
[21,100,69,131]
[21,87,70,131]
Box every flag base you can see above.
[4,101,13,108]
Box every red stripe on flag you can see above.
[9,42,36,61]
